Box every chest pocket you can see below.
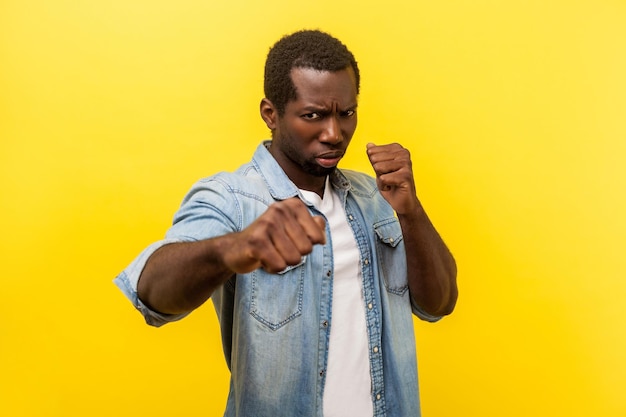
[249,257,306,331]
[374,218,408,296]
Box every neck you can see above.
[298,176,327,198]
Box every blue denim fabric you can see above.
[114,141,441,417]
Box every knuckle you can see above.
[297,240,314,254]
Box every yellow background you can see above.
[1,1,625,416]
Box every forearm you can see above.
[136,199,326,315]
[365,142,458,316]
[137,237,236,315]
[399,207,458,317]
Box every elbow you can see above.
[422,288,458,317]
[440,264,459,316]
[414,267,459,317]
[439,284,458,316]
[439,256,458,316]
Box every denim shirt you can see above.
[114,142,441,417]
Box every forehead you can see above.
[289,67,358,106]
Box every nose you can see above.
[319,116,342,144]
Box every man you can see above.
[115,29,457,417]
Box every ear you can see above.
[260,98,278,130]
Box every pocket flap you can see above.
[278,256,307,274]
[373,218,403,248]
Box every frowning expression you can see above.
[261,66,358,194]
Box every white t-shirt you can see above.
[300,179,374,417]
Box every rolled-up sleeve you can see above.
[113,177,242,327]
[113,239,189,327]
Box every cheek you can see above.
[342,118,358,135]
[291,121,319,139]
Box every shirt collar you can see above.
[252,140,352,200]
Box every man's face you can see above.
[263,67,358,193]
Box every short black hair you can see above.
[264,29,360,115]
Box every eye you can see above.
[301,112,321,120]
[340,109,356,118]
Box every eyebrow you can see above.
[301,103,358,112]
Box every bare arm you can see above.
[137,198,327,315]
[367,143,458,317]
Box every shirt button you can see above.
[319,370,325,377]
[348,215,354,220]
[322,320,328,328]
[373,346,379,353]
[364,259,369,265]
[326,270,331,277]
[376,393,381,400]
[389,238,394,243]
[368,303,373,310]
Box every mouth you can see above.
[315,152,344,168]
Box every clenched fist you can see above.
[222,198,327,274]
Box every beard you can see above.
[298,158,336,177]
[275,133,338,178]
